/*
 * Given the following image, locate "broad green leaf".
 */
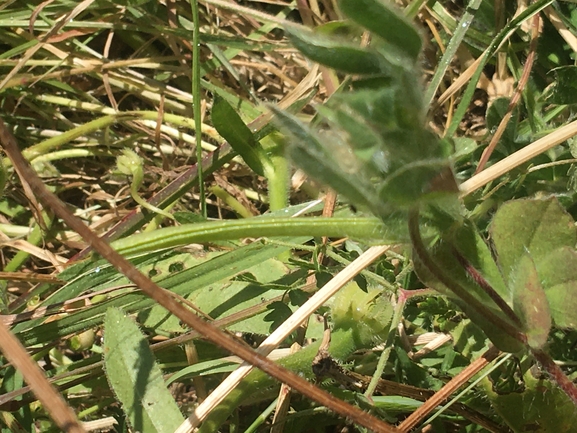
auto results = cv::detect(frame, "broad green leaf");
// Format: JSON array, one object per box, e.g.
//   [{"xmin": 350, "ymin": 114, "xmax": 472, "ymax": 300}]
[
  {"xmin": 482, "ymin": 366, "xmax": 577, "ymax": 433},
  {"xmin": 103, "ymin": 308, "xmax": 184, "ymax": 433},
  {"xmin": 546, "ymin": 66, "xmax": 577, "ymax": 105},
  {"xmin": 16, "ymin": 242, "xmax": 295, "ymax": 346},
  {"xmin": 378, "ymin": 161, "xmax": 459, "ymax": 207},
  {"xmin": 537, "ymin": 247, "xmax": 577, "ymax": 329},
  {"xmin": 510, "ymin": 253, "xmax": 551, "ymax": 349},
  {"xmin": 145, "ymin": 257, "xmax": 292, "ymax": 335},
  {"xmin": 490, "ymin": 198, "xmax": 577, "ymax": 283},
  {"xmin": 412, "ymin": 222, "xmax": 523, "ymax": 353},
  {"xmin": 330, "ymin": 282, "xmax": 393, "ymax": 347},
  {"xmin": 212, "ymin": 96, "xmax": 266, "ymax": 176},
  {"xmin": 338, "ymin": 0, "xmax": 422, "ymax": 62},
  {"xmin": 284, "ymin": 26, "xmax": 387, "ymax": 75}
]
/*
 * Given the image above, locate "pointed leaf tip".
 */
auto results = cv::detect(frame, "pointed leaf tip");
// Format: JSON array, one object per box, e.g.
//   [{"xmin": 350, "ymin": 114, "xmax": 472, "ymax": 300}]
[{"xmin": 212, "ymin": 96, "xmax": 266, "ymax": 176}]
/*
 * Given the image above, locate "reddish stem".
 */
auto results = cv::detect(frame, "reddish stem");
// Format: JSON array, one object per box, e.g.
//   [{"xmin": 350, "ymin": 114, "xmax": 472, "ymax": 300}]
[{"xmin": 532, "ymin": 349, "xmax": 577, "ymax": 407}]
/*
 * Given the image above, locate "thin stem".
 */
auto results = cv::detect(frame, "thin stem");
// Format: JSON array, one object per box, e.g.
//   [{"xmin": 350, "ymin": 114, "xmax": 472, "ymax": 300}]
[
  {"xmin": 191, "ymin": 0, "xmax": 206, "ymax": 217},
  {"xmin": 532, "ymin": 349, "xmax": 577, "ymax": 407},
  {"xmin": 0, "ymin": 117, "xmax": 399, "ymax": 433},
  {"xmin": 398, "ymin": 346, "xmax": 501, "ymax": 432},
  {"xmin": 364, "ymin": 294, "xmax": 405, "ymax": 398},
  {"xmin": 408, "ymin": 208, "xmax": 526, "ymax": 344},
  {"xmin": 475, "ymin": 13, "xmax": 540, "ymax": 173},
  {"xmin": 452, "ymin": 248, "xmax": 522, "ymax": 327}
]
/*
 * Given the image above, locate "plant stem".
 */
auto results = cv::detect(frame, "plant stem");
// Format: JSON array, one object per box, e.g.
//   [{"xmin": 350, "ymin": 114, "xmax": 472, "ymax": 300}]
[
  {"xmin": 364, "ymin": 294, "xmax": 405, "ymax": 398},
  {"xmin": 407, "ymin": 207, "xmax": 526, "ymax": 344},
  {"xmin": 191, "ymin": 0, "xmax": 206, "ymax": 217},
  {"xmin": 452, "ymin": 248, "xmax": 521, "ymax": 327},
  {"xmin": 0, "ymin": 117, "xmax": 400, "ymax": 433},
  {"xmin": 532, "ymin": 349, "xmax": 577, "ymax": 407}
]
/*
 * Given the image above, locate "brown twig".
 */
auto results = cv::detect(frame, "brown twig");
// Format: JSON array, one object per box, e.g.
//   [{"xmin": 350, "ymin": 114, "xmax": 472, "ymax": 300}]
[
  {"xmin": 0, "ymin": 318, "xmax": 86, "ymax": 432},
  {"xmin": 475, "ymin": 14, "xmax": 540, "ymax": 173},
  {"xmin": 312, "ymin": 350, "xmax": 508, "ymax": 433},
  {"xmin": 0, "ymin": 118, "xmax": 399, "ymax": 433},
  {"xmin": 398, "ymin": 345, "xmax": 501, "ymax": 432}
]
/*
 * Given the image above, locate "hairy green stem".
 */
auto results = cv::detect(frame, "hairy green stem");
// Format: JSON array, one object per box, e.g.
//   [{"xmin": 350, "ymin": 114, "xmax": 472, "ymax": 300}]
[
  {"xmin": 110, "ymin": 217, "xmax": 388, "ymax": 256},
  {"xmin": 407, "ymin": 208, "xmax": 526, "ymax": 343},
  {"xmin": 196, "ymin": 328, "xmax": 372, "ymax": 433}
]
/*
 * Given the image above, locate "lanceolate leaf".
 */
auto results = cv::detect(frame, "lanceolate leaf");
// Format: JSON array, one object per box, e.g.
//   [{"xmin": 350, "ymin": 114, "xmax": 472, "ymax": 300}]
[
  {"xmin": 212, "ymin": 96, "xmax": 266, "ymax": 176},
  {"xmin": 338, "ymin": 0, "xmax": 422, "ymax": 62},
  {"xmin": 284, "ymin": 26, "xmax": 387, "ymax": 75},
  {"xmin": 104, "ymin": 308, "xmax": 184, "ymax": 433},
  {"xmin": 271, "ymin": 106, "xmax": 388, "ymax": 217}
]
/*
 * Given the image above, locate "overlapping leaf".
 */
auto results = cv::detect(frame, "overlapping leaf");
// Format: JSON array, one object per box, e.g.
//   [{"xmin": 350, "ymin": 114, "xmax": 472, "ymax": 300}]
[
  {"xmin": 277, "ymin": 1, "xmax": 458, "ymax": 213},
  {"xmin": 491, "ymin": 198, "xmax": 577, "ymax": 331}
]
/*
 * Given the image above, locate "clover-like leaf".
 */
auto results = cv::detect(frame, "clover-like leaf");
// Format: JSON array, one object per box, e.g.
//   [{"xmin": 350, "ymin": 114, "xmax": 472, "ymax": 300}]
[
  {"xmin": 510, "ymin": 253, "xmax": 551, "ymax": 349},
  {"xmin": 537, "ymin": 247, "xmax": 577, "ymax": 329},
  {"xmin": 490, "ymin": 198, "xmax": 577, "ymax": 283}
]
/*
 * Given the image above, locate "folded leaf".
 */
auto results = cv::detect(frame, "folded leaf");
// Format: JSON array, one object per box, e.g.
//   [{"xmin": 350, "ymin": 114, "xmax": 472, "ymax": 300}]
[
  {"xmin": 285, "ymin": 26, "xmax": 388, "ymax": 75},
  {"xmin": 339, "ymin": 0, "xmax": 422, "ymax": 62},
  {"xmin": 212, "ymin": 95, "xmax": 266, "ymax": 176}
]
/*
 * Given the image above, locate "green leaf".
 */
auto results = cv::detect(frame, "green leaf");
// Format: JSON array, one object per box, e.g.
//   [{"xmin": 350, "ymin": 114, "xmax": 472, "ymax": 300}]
[
  {"xmin": 211, "ymin": 96, "xmax": 266, "ymax": 176},
  {"xmin": 284, "ymin": 26, "xmax": 387, "ymax": 75},
  {"xmin": 378, "ymin": 161, "xmax": 459, "ymax": 207},
  {"xmin": 271, "ymin": 106, "xmax": 387, "ymax": 216},
  {"xmin": 482, "ymin": 365, "xmax": 577, "ymax": 433},
  {"xmin": 338, "ymin": 0, "xmax": 422, "ymax": 62},
  {"xmin": 490, "ymin": 198, "xmax": 577, "ymax": 284},
  {"xmin": 329, "ymin": 282, "xmax": 393, "ymax": 347},
  {"xmin": 537, "ymin": 247, "xmax": 577, "ymax": 329},
  {"xmin": 103, "ymin": 308, "xmax": 184, "ymax": 433},
  {"xmin": 510, "ymin": 253, "xmax": 551, "ymax": 349},
  {"xmin": 546, "ymin": 66, "xmax": 577, "ymax": 105},
  {"xmin": 412, "ymin": 223, "xmax": 523, "ymax": 353}
]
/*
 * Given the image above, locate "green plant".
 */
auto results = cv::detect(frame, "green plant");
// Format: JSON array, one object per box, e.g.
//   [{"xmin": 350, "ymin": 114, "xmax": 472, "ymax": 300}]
[{"xmin": 2, "ymin": 0, "xmax": 577, "ymax": 432}]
